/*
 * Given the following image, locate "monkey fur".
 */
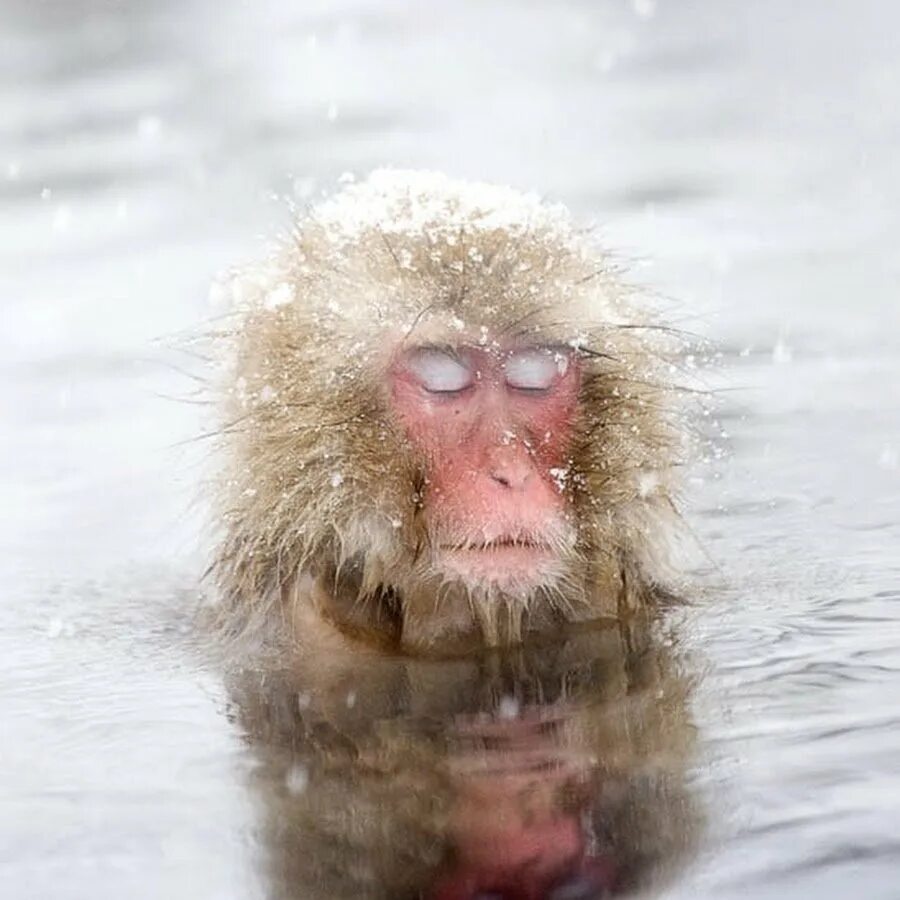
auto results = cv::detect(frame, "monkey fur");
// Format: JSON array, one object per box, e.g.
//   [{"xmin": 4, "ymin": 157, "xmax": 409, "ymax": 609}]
[{"xmin": 209, "ymin": 170, "xmax": 690, "ymax": 651}]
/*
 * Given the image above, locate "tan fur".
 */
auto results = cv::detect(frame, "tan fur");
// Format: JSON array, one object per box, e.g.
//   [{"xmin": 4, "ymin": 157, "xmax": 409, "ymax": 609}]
[{"xmin": 209, "ymin": 171, "xmax": 689, "ymax": 650}]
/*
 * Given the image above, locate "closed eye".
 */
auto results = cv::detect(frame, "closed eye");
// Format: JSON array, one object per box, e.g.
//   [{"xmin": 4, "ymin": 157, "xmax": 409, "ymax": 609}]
[
  {"xmin": 504, "ymin": 347, "xmax": 569, "ymax": 392},
  {"xmin": 405, "ymin": 347, "xmax": 474, "ymax": 394}
]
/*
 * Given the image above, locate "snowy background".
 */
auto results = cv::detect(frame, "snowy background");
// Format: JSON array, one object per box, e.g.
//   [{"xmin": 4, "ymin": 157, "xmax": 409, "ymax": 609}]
[{"xmin": 2, "ymin": 1, "xmax": 899, "ymax": 897}]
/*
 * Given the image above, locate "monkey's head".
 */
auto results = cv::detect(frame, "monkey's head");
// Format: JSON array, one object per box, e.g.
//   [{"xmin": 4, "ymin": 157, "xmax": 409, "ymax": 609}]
[{"xmin": 212, "ymin": 171, "xmax": 688, "ymax": 648}]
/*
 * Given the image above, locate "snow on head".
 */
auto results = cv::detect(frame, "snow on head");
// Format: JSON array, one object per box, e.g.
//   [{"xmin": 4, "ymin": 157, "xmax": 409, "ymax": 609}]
[
  {"xmin": 216, "ymin": 170, "xmax": 593, "ymax": 324},
  {"xmin": 312, "ymin": 169, "xmax": 576, "ymax": 245}
]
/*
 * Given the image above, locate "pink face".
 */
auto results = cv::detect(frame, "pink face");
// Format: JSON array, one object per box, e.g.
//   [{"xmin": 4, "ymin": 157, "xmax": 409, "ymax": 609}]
[{"xmin": 390, "ymin": 340, "xmax": 581, "ymax": 592}]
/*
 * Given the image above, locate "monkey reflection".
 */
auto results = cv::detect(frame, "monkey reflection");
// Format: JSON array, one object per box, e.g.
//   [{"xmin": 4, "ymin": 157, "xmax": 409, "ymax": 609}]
[{"xmin": 226, "ymin": 618, "xmax": 701, "ymax": 899}]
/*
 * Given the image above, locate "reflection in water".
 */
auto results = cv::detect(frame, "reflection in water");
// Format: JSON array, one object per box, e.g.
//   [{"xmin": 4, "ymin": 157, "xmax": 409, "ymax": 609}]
[{"xmin": 226, "ymin": 619, "xmax": 700, "ymax": 899}]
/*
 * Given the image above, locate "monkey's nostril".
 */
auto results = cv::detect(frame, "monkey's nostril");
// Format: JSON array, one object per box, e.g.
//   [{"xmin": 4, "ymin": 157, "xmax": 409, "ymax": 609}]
[{"xmin": 489, "ymin": 466, "xmax": 533, "ymax": 489}]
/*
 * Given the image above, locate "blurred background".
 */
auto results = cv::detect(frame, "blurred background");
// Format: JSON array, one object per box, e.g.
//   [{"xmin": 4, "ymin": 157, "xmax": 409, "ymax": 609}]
[{"xmin": 2, "ymin": 1, "xmax": 898, "ymax": 898}]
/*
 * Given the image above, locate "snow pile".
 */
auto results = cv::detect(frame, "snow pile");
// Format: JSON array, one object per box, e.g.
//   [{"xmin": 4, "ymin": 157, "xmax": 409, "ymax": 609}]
[{"xmin": 312, "ymin": 169, "xmax": 575, "ymax": 244}]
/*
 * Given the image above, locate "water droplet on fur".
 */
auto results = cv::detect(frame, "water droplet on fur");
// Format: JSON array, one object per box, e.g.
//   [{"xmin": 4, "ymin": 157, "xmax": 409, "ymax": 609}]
[
  {"xmin": 497, "ymin": 695, "xmax": 520, "ymax": 719},
  {"xmin": 285, "ymin": 764, "xmax": 308, "ymax": 795}
]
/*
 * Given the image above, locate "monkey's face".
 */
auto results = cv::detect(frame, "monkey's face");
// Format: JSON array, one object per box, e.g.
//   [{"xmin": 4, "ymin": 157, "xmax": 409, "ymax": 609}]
[{"xmin": 390, "ymin": 340, "xmax": 581, "ymax": 595}]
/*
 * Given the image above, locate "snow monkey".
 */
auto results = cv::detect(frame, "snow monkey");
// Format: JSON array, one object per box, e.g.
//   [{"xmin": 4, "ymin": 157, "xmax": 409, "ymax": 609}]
[{"xmin": 211, "ymin": 171, "xmax": 689, "ymax": 653}]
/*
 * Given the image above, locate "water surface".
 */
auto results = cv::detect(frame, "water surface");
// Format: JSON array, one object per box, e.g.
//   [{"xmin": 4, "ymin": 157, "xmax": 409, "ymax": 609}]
[{"xmin": 2, "ymin": 1, "xmax": 899, "ymax": 897}]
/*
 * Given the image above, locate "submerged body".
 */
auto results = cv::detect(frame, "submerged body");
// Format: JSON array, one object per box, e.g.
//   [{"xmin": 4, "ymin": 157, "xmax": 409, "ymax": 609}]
[
  {"xmin": 211, "ymin": 171, "xmax": 688, "ymax": 652},
  {"xmin": 229, "ymin": 617, "xmax": 699, "ymax": 899}
]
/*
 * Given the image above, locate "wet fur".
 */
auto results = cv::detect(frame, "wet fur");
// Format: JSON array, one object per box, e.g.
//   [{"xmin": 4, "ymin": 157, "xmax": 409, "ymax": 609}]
[{"xmin": 209, "ymin": 171, "xmax": 690, "ymax": 649}]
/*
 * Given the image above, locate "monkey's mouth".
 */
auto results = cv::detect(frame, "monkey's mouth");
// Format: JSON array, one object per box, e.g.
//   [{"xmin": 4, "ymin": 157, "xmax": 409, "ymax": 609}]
[
  {"xmin": 447, "ymin": 537, "xmax": 547, "ymax": 550},
  {"xmin": 440, "ymin": 537, "xmax": 551, "ymax": 557},
  {"xmin": 436, "ymin": 537, "xmax": 556, "ymax": 588}
]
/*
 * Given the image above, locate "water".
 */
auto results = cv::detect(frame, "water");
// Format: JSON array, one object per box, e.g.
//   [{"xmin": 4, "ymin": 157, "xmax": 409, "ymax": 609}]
[{"xmin": 2, "ymin": 1, "xmax": 899, "ymax": 897}]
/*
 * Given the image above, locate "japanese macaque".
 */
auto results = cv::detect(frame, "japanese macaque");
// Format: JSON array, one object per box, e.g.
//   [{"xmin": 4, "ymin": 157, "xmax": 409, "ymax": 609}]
[
  {"xmin": 211, "ymin": 170, "xmax": 689, "ymax": 652},
  {"xmin": 228, "ymin": 619, "xmax": 701, "ymax": 899}
]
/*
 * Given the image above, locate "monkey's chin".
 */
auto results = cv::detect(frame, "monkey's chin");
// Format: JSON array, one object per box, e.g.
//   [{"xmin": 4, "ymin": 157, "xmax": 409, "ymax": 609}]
[{"xmin": 436, "ymin": 545, "xmax": 557, "ymax": 594}]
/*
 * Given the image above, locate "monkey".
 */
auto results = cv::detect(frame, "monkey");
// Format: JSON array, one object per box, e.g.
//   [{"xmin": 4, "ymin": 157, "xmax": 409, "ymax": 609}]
[
  {"xmin": 226, "ymin": 616, "xmax": 701, "ymax": 900},
  {"xmin": 204, "ymin": 171, "xmax": 702, "ymax": 898},
  {"xmin": 209, "ymin": 170, "xmax": 690, "ymax": 653}
]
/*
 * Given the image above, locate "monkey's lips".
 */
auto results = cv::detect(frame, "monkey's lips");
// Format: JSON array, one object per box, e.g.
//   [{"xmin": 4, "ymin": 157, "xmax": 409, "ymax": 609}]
[{"xmin": 437, "ymin": 538, "xmax": 556, "ymax": 589}]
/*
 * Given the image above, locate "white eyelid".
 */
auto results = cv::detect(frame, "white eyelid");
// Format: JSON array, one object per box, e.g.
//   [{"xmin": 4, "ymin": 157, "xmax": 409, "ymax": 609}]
[
  {"xmin": 505, "ymin": 348, "xmax": 568, "ymax": 390},
  {"xmin": 406, "ymin": 348, "xmax": 473, "ymax": 393}
]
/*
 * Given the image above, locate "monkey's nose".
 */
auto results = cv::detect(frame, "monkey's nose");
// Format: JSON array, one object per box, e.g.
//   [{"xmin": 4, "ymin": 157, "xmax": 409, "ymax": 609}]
[
  {"xmin": 486, "ymin": 446, "xmax": 535, "ymax": 491},
  {"xmin": 489, "ymin": 466, "xmax": 531, "ymax": 490}
]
